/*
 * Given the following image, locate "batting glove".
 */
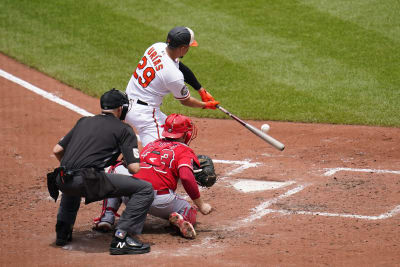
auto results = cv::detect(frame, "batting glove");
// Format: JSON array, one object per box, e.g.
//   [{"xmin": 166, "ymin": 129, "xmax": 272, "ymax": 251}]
[
  {"xmin": 198, "ymin": 88, "xmax": 215, "ymax": 102},
  {"xmin": 203, "ymin": 100, "xmax": 220, "ymax": 110}
]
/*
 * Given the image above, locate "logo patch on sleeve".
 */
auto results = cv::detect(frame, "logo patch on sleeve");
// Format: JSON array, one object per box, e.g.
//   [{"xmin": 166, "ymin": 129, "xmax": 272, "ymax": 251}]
[{"xmin": 180, "ymin": 85, "xmax": 189, "ymax": 96}]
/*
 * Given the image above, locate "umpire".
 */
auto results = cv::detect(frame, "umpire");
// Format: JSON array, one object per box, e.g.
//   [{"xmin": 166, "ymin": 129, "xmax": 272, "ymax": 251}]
[{"xmin": 48, "ymin": 88, "xmax": 154, "ymax": 255}]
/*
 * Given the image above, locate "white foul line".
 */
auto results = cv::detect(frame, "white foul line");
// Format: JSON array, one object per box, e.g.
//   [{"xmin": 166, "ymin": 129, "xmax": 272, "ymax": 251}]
[
  {"xmin": 0, "ymin": 69, "xmax": 93, "ymax": 116},
  {"xmin": 324, "ymin": 167, "xmax": 400, "ymax": 176}
]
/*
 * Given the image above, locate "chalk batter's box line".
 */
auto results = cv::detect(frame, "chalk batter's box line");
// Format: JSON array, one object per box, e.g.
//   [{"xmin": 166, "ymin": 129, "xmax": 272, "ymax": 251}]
[
  {"xmin": 213, "ymin": 159, "xmax": 261, "ymax": 178},
  {"xmin": 324, "ymin": 167, "xmax": 400, "ymax": 176},
  {"xmin": 245, "ymin": 167, "xmax": 400, "ymax": 223}
]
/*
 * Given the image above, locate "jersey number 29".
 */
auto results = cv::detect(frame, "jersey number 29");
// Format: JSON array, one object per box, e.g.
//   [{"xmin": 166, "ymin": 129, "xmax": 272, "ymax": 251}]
[{"xmin": 133, "ymin": 56, "xmax": 155, "ymax": 88}]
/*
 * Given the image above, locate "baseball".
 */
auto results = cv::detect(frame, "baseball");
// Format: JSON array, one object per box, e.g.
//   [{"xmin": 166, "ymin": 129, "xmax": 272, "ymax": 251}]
[{"xmin": 261, "ymin": 123, "xmax": 270, "ymax": 133}]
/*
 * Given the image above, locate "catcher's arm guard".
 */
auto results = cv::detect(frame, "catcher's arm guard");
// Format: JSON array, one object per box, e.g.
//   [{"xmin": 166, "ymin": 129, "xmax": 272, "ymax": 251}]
[{"xmin": 193, "ymin": 155, "xmax": 217, "ymax": 187}]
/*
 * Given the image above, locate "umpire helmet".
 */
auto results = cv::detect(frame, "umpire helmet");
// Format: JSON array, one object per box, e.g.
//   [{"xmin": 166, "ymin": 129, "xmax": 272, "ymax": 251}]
[
  {"xmin": 100, "ymin": 88, "xmax": 130, "ymax": 120},
  {"xmin": 162, "ymin": 113, "xmax": 197, "ymax": 145}
]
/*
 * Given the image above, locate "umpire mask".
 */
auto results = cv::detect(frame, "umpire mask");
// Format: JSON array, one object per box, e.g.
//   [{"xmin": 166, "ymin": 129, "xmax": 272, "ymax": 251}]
[
  {"xmin": 100, "ymin": 88, "xmax": 130, "ymax": 120},
  {"xmin": 120, "ymin": 102, "xmax": 129, "ymax": 120}
]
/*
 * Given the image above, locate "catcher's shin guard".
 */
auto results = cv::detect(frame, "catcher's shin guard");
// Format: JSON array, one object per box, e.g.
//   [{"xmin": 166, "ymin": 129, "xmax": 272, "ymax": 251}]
[
  {"xmin": 93, "ymin": 198, "xmax": 122, "ymax": 232},
  {"xmin": 183, "ymin": 207, "xmax": 197, "ymax": 226},
  {"xmin": 94, "ymin": 162, "xmax": 124, "ymax": 232}
]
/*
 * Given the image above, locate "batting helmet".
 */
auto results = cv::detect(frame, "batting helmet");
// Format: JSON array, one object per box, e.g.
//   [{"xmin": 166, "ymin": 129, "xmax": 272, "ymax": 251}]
[
  {"xmin": 166, "ymin": 26, "xmax": 198, "ymax": 48},
  {"xmin": 162, "ymin": 113, "xmax": 197, "ymax": 145}
]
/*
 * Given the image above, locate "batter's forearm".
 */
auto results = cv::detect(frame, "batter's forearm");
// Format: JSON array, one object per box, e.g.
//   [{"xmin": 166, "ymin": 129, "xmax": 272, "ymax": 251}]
[{"xmin": 180, "ymin": 97, "xmax": 206, "ymax": 108}]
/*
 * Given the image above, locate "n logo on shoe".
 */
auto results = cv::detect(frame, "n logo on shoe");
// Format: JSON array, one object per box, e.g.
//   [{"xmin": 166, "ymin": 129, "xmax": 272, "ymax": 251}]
[{"xmin": 116, "ymin": 242, "xmax": 126, "ymax": 248}]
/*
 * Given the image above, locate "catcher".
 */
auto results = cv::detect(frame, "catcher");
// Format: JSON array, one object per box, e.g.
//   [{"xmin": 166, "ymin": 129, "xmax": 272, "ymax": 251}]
[{"xmin": 94, "ymin": 113, "xmax": 217, "ymax": 239}]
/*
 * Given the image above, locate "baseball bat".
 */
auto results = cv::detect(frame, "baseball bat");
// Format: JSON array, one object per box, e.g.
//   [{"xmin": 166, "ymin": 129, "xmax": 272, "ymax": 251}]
[{"xmin": 216, "ymin": 105, "xmax": 285, "ymax": 151}]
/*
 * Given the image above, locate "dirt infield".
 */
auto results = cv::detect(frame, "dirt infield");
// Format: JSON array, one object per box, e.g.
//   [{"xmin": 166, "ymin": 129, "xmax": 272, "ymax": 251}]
[{"xmin": 1, "ymin": 53, "xmax": 399, "ymax": 266}]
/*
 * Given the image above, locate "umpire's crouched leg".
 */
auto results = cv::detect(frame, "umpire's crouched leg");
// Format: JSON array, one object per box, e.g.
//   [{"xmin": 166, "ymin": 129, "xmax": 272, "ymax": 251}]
[{"xmin": 105, "ymin": 173, "xmax": 154, "ymax": 255}]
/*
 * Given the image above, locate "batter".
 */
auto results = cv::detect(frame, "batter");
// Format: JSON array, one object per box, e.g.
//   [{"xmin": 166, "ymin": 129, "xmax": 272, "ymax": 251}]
[{"xmin": 125, "ymin": 26, "xmax": 219, "ymax": 146}]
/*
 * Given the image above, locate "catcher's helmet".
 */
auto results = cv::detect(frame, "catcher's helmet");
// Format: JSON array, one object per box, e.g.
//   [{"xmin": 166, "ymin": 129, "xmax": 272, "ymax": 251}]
[{"xmin": 162, "ymin": 113, "xmax": 197, "ymax": 145}]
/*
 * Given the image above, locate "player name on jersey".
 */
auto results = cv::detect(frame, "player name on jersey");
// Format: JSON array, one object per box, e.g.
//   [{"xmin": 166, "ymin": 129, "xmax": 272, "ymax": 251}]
[{"xmin": 147, "ymin": 46, "xmax": 163, "ymax": 71}]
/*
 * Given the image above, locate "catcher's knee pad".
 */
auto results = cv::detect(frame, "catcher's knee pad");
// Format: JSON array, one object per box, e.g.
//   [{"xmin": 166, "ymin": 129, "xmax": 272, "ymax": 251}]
[
  {"xmin": 183, "ymin": 207, "xmax": 197, "ymax": 226},
  {"xmin": 105, "ymin": 197, "xmax": 122, "ymax": 210}
]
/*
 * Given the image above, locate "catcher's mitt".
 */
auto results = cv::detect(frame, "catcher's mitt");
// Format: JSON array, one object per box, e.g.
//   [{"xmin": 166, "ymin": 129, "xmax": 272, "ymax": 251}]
[{"xmin": 193, "ymin": 155, "xmax": 217, "ymax": 187}]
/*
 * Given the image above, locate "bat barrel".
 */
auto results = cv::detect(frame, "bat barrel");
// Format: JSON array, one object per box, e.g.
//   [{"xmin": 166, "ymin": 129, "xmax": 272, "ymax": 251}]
[
  {"xmin": 245, "ymin": 124, "xmax": 285, "ymax": 151},
  {"xmin": 217, "ymin": 105, "xmax": 285, "ymax": 151}
]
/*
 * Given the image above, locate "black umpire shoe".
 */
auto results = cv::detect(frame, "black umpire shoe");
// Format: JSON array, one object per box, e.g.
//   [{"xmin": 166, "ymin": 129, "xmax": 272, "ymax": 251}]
[
  {"xmin": 55, "ymin": 221, "xmax": 73, "ymax": 246},
  {"xmin": 109, "ymin": 230, "xmax": 150, "ymax": 255}
]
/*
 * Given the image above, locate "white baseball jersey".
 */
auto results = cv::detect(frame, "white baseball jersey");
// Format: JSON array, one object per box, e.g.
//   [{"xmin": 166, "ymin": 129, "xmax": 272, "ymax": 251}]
[{"xmin": 126, "ymin": 42, "xmax": 190, "ymax": 107}]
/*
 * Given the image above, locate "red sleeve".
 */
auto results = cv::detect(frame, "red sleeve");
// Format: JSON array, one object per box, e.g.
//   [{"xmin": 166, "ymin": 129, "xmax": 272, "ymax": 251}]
[
  {"xmin": 179, "ymin": 166, "xmax": 200, "ymax": 200},
  {"xmin": 176, "ymin": 145, "xmax": 199, "ymax": 170}
]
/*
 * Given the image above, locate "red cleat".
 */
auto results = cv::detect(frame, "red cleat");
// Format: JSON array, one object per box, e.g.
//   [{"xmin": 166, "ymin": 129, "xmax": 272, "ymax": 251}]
[{"xmin": 169, "ymin": 212, "xmax": 196, "ymax": 239}]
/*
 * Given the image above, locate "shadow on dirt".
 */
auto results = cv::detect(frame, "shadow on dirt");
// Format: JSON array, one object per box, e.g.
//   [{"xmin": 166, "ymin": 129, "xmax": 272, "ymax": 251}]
[
  {"xmin": 49, "ymin": 230, "xmax": 110, "ymax": 253},
  {"xmin": 50, "ymin": 216, "xmax": 183, "ymax": 253}
]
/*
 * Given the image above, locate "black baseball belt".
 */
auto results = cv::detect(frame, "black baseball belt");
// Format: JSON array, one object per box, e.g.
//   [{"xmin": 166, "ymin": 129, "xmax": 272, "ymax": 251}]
[{"xmin": 137, "ymin": 99, "xmax": 148, "ymax": 106}]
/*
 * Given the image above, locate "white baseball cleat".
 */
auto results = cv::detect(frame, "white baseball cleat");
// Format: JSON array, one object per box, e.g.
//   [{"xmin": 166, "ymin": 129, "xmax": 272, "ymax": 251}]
[{"xmin": 169, "ymin": 212, "xmax": 196, "ymax": 239}]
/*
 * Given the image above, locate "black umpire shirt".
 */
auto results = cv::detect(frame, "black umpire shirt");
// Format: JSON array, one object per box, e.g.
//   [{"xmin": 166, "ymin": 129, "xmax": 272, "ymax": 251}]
[{"xmin": 58, "ymin": 113, "xmax": 139, "ymax": 170}]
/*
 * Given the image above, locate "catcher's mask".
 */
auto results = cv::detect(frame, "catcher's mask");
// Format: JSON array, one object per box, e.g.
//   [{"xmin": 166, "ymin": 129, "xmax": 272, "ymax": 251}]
[
  {"xmin": 100, "ymin": 88, "xmax": 130, "ymax": 120},
  {"xmin": 162, "ymin": 113, "xmax": 197, "ymax": 145}
]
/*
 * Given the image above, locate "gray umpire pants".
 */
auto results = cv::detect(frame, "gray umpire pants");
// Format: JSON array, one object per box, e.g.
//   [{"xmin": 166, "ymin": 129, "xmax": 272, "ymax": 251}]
[{"xmin": 56, "ymin": 172, "xmax": 154, "ymax": 235}]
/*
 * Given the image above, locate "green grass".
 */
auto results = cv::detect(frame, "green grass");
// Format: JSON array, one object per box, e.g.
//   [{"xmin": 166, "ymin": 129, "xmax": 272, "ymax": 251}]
[{"xmin": 1, "ymin": 0, "xmax": 399, "ymax": 126}]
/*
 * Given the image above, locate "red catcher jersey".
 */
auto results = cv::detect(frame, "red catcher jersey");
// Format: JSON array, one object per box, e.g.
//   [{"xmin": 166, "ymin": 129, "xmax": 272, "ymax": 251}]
[{"xmin": 134, "ymin": 139, "xmax": 200, "ymax": 191}]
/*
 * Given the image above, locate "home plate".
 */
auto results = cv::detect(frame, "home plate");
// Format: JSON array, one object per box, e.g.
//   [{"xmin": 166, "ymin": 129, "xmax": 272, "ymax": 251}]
[{"xmin": 232, "ymin": 180, "xmax": 295, "ymax": 193}]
